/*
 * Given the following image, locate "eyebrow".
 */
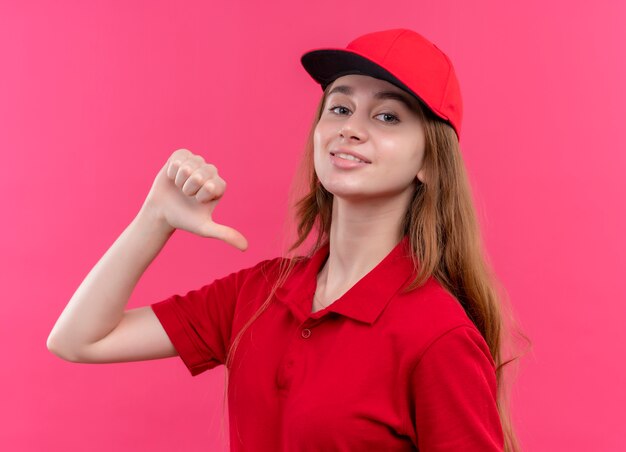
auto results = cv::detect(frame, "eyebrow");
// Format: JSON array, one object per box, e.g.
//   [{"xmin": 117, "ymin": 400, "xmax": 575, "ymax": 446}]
[{"xmin": 327, "ymin": 85, "xmax": 417, "ymax": 111}]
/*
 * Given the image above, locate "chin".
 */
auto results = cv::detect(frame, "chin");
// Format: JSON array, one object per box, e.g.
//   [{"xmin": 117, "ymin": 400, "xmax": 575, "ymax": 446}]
[
  {"xmin": 322, "ymin": 185, "xmax": 375, "ymax": 203},
  {"xmin": 326, "ymin": 182, "xmax": 412, "ymax": 203}
]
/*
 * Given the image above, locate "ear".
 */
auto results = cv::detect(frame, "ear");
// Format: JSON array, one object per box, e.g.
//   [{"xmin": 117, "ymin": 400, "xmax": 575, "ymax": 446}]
[{"xmin": 417, "ymin": 168, "xmax": 426, "ymax": 184}]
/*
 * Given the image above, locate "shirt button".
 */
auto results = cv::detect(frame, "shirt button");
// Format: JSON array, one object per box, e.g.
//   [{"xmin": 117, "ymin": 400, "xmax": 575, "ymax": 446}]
[{"xmin": 301, "ymin": 328, "xmax": 312, "ymax": 339}]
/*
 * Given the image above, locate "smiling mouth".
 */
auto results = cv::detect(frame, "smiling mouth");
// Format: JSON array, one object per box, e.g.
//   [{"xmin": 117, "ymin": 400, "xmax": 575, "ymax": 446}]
[{"xmin": 330, "ymin": 152, "xmax": 371, "ymax": 164}]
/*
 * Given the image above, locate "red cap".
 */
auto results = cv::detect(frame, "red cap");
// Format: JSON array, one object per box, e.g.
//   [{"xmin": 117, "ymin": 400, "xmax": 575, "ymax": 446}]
[{"xmin": 301, "ymin": 28, "xmax": 463, "ymax": 140}]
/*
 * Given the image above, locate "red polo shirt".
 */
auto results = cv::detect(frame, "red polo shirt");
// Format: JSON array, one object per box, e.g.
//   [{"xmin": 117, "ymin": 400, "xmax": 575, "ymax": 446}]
[{"xmin": 150, "ymin": 235, "xmax": 504, "ymax": 451}]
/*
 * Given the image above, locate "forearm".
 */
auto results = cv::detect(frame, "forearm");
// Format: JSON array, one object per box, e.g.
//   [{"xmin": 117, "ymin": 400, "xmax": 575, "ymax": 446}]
[{"xmin": 47, "ymin": 207, "xmax": 175, "ymax": 358}]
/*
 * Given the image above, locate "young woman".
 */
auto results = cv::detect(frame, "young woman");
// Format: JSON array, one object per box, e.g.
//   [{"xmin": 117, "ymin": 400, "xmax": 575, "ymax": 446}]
[{"xmin": 48, "ymin": 28, "xmax": 526, "ymax": 451}]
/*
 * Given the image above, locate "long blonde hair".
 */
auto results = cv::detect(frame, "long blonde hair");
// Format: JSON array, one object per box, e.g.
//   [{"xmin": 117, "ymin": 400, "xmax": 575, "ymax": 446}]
[{"xmin": 219, "ymin": 83, "xmax": 531, "ymax": 451}]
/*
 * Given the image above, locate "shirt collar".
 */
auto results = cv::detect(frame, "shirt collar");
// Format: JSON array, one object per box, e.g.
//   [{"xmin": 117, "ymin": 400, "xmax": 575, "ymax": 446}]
[{"xmin": 274, "ymin": 235, "xmax": 415, "ymax": 325}]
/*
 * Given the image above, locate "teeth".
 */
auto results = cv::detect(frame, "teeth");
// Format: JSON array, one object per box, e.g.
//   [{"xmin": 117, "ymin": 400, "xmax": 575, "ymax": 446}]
[{"xmin": 335, "ymin": 152, "xmax": 365, "ymax": 163}]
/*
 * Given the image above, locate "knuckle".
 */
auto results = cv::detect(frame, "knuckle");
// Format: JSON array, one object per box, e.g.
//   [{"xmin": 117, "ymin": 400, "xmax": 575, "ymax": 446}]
[
  {"xmin": 179, "ymin": 162, "xmax": 194, "ymax": 174},
  {"xmin": 171, "ymin": 148, "xmax": 191, "ymax": 159},
  {"xmin": 210, "ymin": 184, "xmax": 224, "ymax": 199},
  {"xmin": 180, "ymin": 156, "xmax": 204, "ymax": 174},
  {"xmin": 191, "ymin": 173, "xmax": 204, "ymax": 184},
  {"xmin": 189, "ymin": 154, "xmax": 203, "ymax": 165},
  {"xmin": 203, "ymin": 180, "xmax": 215, "ymax": 192},
  {"xmin": 196, "ymin": 191, "xmax": 211, "ymax": 203}
]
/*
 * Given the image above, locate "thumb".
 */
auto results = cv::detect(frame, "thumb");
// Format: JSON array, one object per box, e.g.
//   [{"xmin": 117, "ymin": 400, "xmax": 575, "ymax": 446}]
[{"xmin": 200, "ymin": 220, "xmax": 249, "ymax": 251}]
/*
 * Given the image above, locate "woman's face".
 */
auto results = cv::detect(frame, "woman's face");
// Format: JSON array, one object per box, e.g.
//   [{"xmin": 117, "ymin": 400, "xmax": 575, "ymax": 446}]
[{"xmin": 313, "ymin": 74, "xmax": 426, "ymax": 203}]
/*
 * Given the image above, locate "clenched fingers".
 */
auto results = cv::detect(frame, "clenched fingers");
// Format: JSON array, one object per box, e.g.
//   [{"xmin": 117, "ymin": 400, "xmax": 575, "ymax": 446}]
[{"xmin": 194, "ymin": 177, "xmax": 226, "ymax": 203}]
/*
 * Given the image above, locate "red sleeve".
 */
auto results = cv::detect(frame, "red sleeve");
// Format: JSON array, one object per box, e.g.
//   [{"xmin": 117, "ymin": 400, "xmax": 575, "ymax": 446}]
[
  {"xmin": 409, "ymin": 325, "xmax": 504, "ymax": 451},
  {"xmin": 150, "ymin": 260, "xmax": 265, "ymax": 377}
]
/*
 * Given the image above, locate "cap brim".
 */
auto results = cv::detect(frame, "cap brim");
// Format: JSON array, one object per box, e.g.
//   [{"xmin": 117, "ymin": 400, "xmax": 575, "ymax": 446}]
[{"xmin": 301, "ymin": 48, "xmax": 422, "ymax": 104}]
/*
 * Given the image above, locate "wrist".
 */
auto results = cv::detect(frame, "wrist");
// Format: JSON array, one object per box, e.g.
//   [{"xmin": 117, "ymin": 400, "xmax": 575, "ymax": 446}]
[{"xmin": 136, "ymin": 204, "xmax": 175, "ymax": 237}]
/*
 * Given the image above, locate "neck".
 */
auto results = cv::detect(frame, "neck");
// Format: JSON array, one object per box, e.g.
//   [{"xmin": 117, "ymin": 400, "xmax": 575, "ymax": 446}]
[{"xmin": 316, "ymin": 187, "xmax": 413, "ymax": 301}]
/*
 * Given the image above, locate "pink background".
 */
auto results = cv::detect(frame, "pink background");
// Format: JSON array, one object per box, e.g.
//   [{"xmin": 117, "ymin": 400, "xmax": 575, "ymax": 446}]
[{"xmin": 1, "ymin": 1, "xmax": 625, "ymax": 450}]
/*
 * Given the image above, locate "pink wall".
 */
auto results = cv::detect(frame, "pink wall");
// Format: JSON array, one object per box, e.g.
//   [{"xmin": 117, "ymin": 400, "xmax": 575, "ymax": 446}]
[{"xmin": 2, "ymin": 1, "xmax": 625, "ymax": 450}]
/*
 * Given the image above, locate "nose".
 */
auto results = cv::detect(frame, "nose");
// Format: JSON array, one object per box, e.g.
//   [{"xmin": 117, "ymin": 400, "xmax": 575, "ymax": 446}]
[{"xmin": 338, "ymin": 111, "xmax": 368, "ymax": 141}]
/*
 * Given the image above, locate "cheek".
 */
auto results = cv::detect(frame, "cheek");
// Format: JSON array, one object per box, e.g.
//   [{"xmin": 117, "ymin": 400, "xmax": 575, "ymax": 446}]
[
  {"xmin": 412, "ymin": 137, "xmax": 427, "ymax": 168},
  {"xmin": 313, "ymin": 127, "xmax": 326, "ymax": 170},
  {"xmin": 314, "ymin": 119, "xmax": 333, "ymax": 144},
  {"xmin": 313, "ymin": 128, "xmax": 323, "ymax": 162},
  {"xmin": 379, "ymin": 135, "xmax": 425, "ymax": 171},
  {"xmin": 313, "ymin": 126, "xmax": 322, "ymax": 150},
  {"xmin": 313, "ymin": 120, "xmax": 337, "ymax": 162}
]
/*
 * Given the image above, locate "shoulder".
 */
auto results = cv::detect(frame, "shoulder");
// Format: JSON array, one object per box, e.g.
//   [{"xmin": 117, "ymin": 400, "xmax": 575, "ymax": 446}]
[
  {"xmin": 233, "ymin": 254, "xmax": 308, "ymax": 290},
  {"xmin": 382, "ymin": 274, "xmax": 482, "ymax": 358},
  {"xmin": 415, "ymin": 324, "xmax": 495, "ymax": 371},
  {"xmin": 231, "ymin": 256, "xmax": 284, "ymax": 286},
  {"xmin": 389, "ymin": 277, "xmax": 496, "ymax": 377}
]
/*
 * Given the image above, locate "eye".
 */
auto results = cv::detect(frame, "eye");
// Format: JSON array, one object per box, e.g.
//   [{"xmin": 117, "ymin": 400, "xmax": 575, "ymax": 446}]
[
  {"xmin": 328, "ymin": 105, "xmax": 350, "ymax": 115},
  {"xmin": 375, "ymin": 112, "xmax": 400, "ymax": 124},
  {"xmin": 327, "ymin": 105, "xmax": 400, "ymax": 124}
]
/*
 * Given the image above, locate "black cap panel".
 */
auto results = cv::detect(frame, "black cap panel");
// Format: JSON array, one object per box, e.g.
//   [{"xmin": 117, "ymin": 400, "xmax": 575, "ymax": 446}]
[{"xmin": 301, "ymin": 49, "xmax": 428, "ymax": 111}]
